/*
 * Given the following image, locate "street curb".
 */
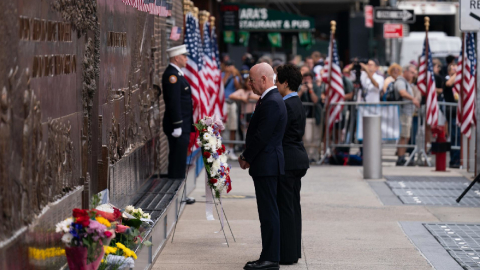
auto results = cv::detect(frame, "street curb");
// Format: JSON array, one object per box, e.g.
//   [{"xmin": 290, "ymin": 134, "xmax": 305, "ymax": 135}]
[
  {"xmin": 399, "ymin": 221, "xmax": 463, "ymax": 270},
  {"xmin": 368, "ymin": 180, "xmax": 403, "ymax": 205}
]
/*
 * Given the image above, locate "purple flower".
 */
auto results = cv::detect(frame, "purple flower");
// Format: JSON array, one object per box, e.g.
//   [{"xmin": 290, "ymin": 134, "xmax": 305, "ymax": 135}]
[
  {"xmin": 205, "ymin": 118, "xmax": 213, "ymax": 126},
  {"xmin": 86, "ymin": 220, "xmax": 106, "ymax": 234}
]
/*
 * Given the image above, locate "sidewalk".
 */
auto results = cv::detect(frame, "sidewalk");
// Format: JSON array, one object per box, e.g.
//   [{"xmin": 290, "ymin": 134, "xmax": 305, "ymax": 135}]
[{"xmin": 153, "ymin": 166, "xmax": 480, "ymax": 270}]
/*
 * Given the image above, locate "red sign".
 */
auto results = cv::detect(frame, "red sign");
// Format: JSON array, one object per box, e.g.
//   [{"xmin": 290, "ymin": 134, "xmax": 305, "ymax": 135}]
[
  {"xmin": 383, "ymin": 23, "xmax": 403, "ymax": 39},
  {"xmin": 365, "ymin": 5, "xmax": 373, "ymax": 28}
]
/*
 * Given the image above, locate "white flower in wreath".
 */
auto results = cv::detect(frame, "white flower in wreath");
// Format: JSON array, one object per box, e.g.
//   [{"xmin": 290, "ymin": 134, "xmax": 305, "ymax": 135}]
[
  {"xmin": 211, "ymin": 161, "xmax": 221, "ymax": 176},
  {"xmin": 208, "ymin": 137, "xmax": 217, "ymax": 148},
  {"xmin": 220, "ymin": 154, "xmax": 227, "ymax": 164},
  {"xmin": 207, "ymin": 156, "xmax": 215, "ymax": 163},
  {"xmin": 61, "ymin": 233, "xmax": 74, "ymax": 245},
  {"xmin": 207, "ymin": 126, "xmax": 213, "ymax": 133},
  {"xmin": 56, "ymin": 217, "xmax": 74, "ymax": 233},
  {"xmin": 125, "ymin": 205, "xmax": 135, "ymax": 213},
  {"xmin": 203, "ymin": 133, "xmax": 211, "ymax": 141},
  {"xmin": 203, "ymin": 143, "xmax": 211, "ymax": 150}
]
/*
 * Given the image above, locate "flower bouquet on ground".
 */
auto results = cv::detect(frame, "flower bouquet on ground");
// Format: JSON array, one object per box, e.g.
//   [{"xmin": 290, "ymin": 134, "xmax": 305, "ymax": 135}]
[
  {"xmin": 56, "ymin": 209, "xmax": 115, "ymax": 270},
  {"xmin": 97, "ymin": 204, "xmax": 152, "ymax": 270},
  {"xmin": 98, "ymin": 243, "xmax": 137, "ymax": 270},
  {"xmin": 194, "ymin": 115, "xmax": 233, "ymax": 198}
]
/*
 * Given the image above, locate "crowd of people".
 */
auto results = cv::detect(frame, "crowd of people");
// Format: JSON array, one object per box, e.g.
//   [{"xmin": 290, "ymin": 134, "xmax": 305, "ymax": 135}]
[{"xmin": 221, "ymin": 51, "xmax": 461, "ymax": 168}]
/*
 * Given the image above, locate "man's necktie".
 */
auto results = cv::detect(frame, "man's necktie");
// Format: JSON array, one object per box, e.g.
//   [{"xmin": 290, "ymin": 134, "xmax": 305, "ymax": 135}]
[{"xmin": 255, "ymin": 97, "xmax": 262, "ymax": 108}]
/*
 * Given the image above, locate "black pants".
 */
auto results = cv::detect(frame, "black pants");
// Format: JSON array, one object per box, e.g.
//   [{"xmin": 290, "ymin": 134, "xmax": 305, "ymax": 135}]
[
  {"xmin": 277, "ymin": 169, "xmax": 306, "ymax": 262},
  {"xmin": 253, "ymin": 176, "xmax": 280, "ymax": 262},
  {"xmin": 166, "ymin": 132, "xmax": 189, "ymax": 179}
]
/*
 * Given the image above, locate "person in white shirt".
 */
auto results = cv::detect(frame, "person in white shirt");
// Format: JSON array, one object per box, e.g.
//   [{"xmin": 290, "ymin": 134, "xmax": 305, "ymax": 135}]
[{"xmin": 359, "ymin": 59, "xmax": 384, "ymax": 102}]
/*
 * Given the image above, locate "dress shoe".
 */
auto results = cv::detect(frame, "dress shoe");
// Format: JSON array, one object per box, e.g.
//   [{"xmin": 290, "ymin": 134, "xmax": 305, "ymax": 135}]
[
  {"xmin": 244, "ymin": 260, "xmax": 279, "ymax": 270},
  {"xmin": 243, "ymin": 260, "xmax": 258, "ymax": 269},
  {"xmin": 185, "ymin": 197, "xmax": 196, "ymax": 204}
]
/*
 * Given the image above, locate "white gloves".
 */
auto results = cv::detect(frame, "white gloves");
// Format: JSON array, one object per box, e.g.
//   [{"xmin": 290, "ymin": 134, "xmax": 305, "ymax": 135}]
[{"xmin": 172, "ymin": 127, "xmax": 182, "ymax": 138}]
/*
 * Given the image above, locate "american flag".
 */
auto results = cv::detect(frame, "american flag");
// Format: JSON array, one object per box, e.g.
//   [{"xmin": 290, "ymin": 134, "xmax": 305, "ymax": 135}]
[
  {"xmin": 169, "ymin": 26, "xmax": 181, "ymax": 41},
  {"xmin": 417, "ymin": 37, "xmax": 439, "ymax": 127},
  {"xmin": 210, "ymin": 25, "xmax": 225, "ymax": 120},
  {"xmin": 183, "ymin": 13, "xmax": 205, "ymax": 122},
  {"xmin": 121, "ymin": 0, "xmax": 167, "ymax": 17},
  {"xmin": 322, "ymin": 39, "xmax": 344, "ymax": 130},
  {"xmin": 166, "ymin": 0, "xmax": 172, "ymax": 17},
  {"xmin": 454, "ymin": 33, "xmax": 477, "ymax": 138},
  {"xmin": 201, "ymin": 21, "xmax": 218, "ymax": 116}
]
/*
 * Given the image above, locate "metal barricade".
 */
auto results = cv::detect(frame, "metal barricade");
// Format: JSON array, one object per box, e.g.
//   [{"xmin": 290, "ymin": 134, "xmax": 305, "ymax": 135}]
[
  {"xmin": 322, "ymin": 100, "xmax": 460, "ymax": 166},
  {"xmin": 438, "ymin": 101, "xmax": 461, "ymax": 150},
  {"xmin": 221, "ymin": 98, "xmax": 460, "ymax": 167},
  {"xmin": 326, "ymin": 101, "xmax": 416, "ymax": 148}
]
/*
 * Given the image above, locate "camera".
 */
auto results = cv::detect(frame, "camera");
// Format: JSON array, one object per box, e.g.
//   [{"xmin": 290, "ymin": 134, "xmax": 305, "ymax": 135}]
[{"xmin": 351, "ymin": 58, "xmax": 368, "ymax": 84}]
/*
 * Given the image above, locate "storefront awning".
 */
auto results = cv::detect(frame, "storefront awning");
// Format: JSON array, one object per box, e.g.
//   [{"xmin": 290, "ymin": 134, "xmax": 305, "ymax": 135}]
[{"xmin": 221, "ymin": 4, "xmax": 315, "ymax": 32}]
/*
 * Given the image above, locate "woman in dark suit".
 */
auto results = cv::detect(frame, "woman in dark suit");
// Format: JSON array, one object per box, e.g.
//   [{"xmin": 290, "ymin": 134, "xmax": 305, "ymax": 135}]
[{"xmin": 275, "ymin": 64, "xmax": 310, "ymax": 264}]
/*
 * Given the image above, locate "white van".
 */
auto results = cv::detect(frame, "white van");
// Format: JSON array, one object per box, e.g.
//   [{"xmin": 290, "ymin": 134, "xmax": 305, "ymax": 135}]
[{"xmin": 399, "ymin": 32, "xmax": 461, "ymax": 67}]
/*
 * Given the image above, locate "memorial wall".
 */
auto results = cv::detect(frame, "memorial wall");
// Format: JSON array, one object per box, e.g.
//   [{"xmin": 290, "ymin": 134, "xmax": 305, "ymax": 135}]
[{"xmin": 0, "ymin": 0, "xmax": 183, "ymax": 268}]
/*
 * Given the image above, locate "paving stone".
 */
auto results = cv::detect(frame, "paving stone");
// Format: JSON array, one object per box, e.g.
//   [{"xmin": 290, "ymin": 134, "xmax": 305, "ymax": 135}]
[
  {"xmin": 425, "ymin": 223, "xmax": 480, "ymax": 269},
  {"xmin": 382, "ymin": 176, "xmax": 480, "ymax": 207}
]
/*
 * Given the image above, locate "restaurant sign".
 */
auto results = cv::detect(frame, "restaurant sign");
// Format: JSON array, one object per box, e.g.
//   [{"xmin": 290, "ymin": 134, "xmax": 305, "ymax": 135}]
[{"xmin": 221, "ymin": 4, "xmax": 315, "ymax": 32}]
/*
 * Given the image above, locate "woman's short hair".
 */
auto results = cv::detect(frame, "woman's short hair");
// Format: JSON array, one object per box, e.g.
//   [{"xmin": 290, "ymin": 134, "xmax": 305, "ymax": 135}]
[{"xmin": 276, "ymin": 64, "xmax": 302, "ymax": 92}]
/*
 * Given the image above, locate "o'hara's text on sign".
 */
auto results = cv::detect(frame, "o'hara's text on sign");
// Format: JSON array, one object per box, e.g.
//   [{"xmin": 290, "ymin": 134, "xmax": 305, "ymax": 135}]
[{"xmin": 238, "ymin": 7, "xmax": 311, "ymax": 30}]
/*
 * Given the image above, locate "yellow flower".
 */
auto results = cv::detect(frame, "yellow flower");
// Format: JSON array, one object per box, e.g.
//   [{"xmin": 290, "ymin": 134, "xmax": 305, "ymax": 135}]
[
  {"xmin": 113, "ymin": 243, "xmax": 137, "ymax": 259},
  {"xmin": 103, "ymin": 245, "xmax": 117, "ymax": 255},
  {"xmin": 115, "ymin": 242, "xmax": 126, "ymax": 250},
  {"xmin": 122, "ymin": 247, "xmax": 137, "ymax": 259},
  {"xmin": 28, "ymin": 247, "xmax": 65, "ymax": 260},
  {"xmin": 96, "ymin": 216, "xmax": 111, "ymax": 228}
]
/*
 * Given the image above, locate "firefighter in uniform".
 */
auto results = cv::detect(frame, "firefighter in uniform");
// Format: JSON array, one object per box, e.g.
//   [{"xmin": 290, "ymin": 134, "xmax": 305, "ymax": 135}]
[{"xmin": 162, "ymin": 45, "xmax": 193, "ymax": 180}]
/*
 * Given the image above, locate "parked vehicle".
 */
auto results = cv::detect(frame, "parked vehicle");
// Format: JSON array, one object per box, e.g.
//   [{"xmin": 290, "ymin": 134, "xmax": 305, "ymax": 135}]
[{"xmin": 399, "ymin": 32, "xmax": 461, "ymax": 67}]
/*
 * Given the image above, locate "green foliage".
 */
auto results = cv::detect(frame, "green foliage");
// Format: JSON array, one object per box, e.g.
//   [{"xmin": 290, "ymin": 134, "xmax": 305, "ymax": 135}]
[
  {"xmin": 123, "ymin": 218, "xmax": 142, "ymax": 229},
  {"xmin": 90, "ymin": 193, "xmax": 101, "ymax": 209},
  {"xmin": 143, "ymin": 240, "xmax": 152, "ymax": 247}
]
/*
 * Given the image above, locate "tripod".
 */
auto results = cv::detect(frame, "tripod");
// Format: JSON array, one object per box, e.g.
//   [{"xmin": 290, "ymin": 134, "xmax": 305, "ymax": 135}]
[
  {"xmin": 404, "ymin": 106, "xmax": 431, "ymax": 167},
  {"xmin": 456, "ymin": 173, "xmax": 480, "ymax": 203},
  {"xmin": 318, "ymin": 78, "xmax": 363, "ymax": 165}
]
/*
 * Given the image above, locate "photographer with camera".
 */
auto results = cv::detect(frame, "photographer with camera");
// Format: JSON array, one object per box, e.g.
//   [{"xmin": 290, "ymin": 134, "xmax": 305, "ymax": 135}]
[
  {"xmin": 298, "ymin": 71, "xmax": 321, "ymax": 161},
  {"xmin": 344, "ymin": 59, "xmax": 384, "ymax": 102}
]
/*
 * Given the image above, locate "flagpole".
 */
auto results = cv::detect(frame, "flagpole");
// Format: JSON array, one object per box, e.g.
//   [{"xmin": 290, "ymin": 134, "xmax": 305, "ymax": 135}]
[
  {"xmin": 183, "ymin": 0, "xmax": 190, "ymax": 33},
  {"xmin": 424, "ymin": 17, "xmax": 430, "ymax": 165},
  {"xmin": 460, "ymin": 33, "xmax": 465, "ymax": 168},
  {"xmin": 323, "ymin": 21, "xmax": 335, "ymax": 158}
]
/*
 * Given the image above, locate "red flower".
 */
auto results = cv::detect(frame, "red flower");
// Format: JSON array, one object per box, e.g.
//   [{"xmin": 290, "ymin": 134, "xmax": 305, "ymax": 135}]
[
  {"xmin": 104, "ymin": 231, "xmax": 113, "ymax": 238},
  {"xmin": 217, "ymin": 149, "xmax": 223, "ymax": 155},
  {"xmin": 202, "ymin": 129, "xmax": 207, "ymax": 132},
  {"xmin": 72, "ymin": 208, "xmax": 89, "ymax": 218},
  {"xmin": 113, "ymin": 208, "xmax": 122, "ymax": 221},
  {"xmin": 75, "ymin": 216, "xmax": 90, "ymax": 227},
  {"xmin": 209, "ymin": 179, "xmax": 218, "ymax": 184},
  {"xmin": 203, "ymin": 151, "xmax": 211, "ymax": 158},
  {"xmin": 221, "ymin": 145, "xmax": 226, "ymax": 152},
  {"xmin": 116, "ymin": 225, "xmax": 130, "ymax": 234},
  {"xmin": 226, "ymin": 179, "xmax": 232, "ymax": 193}
]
